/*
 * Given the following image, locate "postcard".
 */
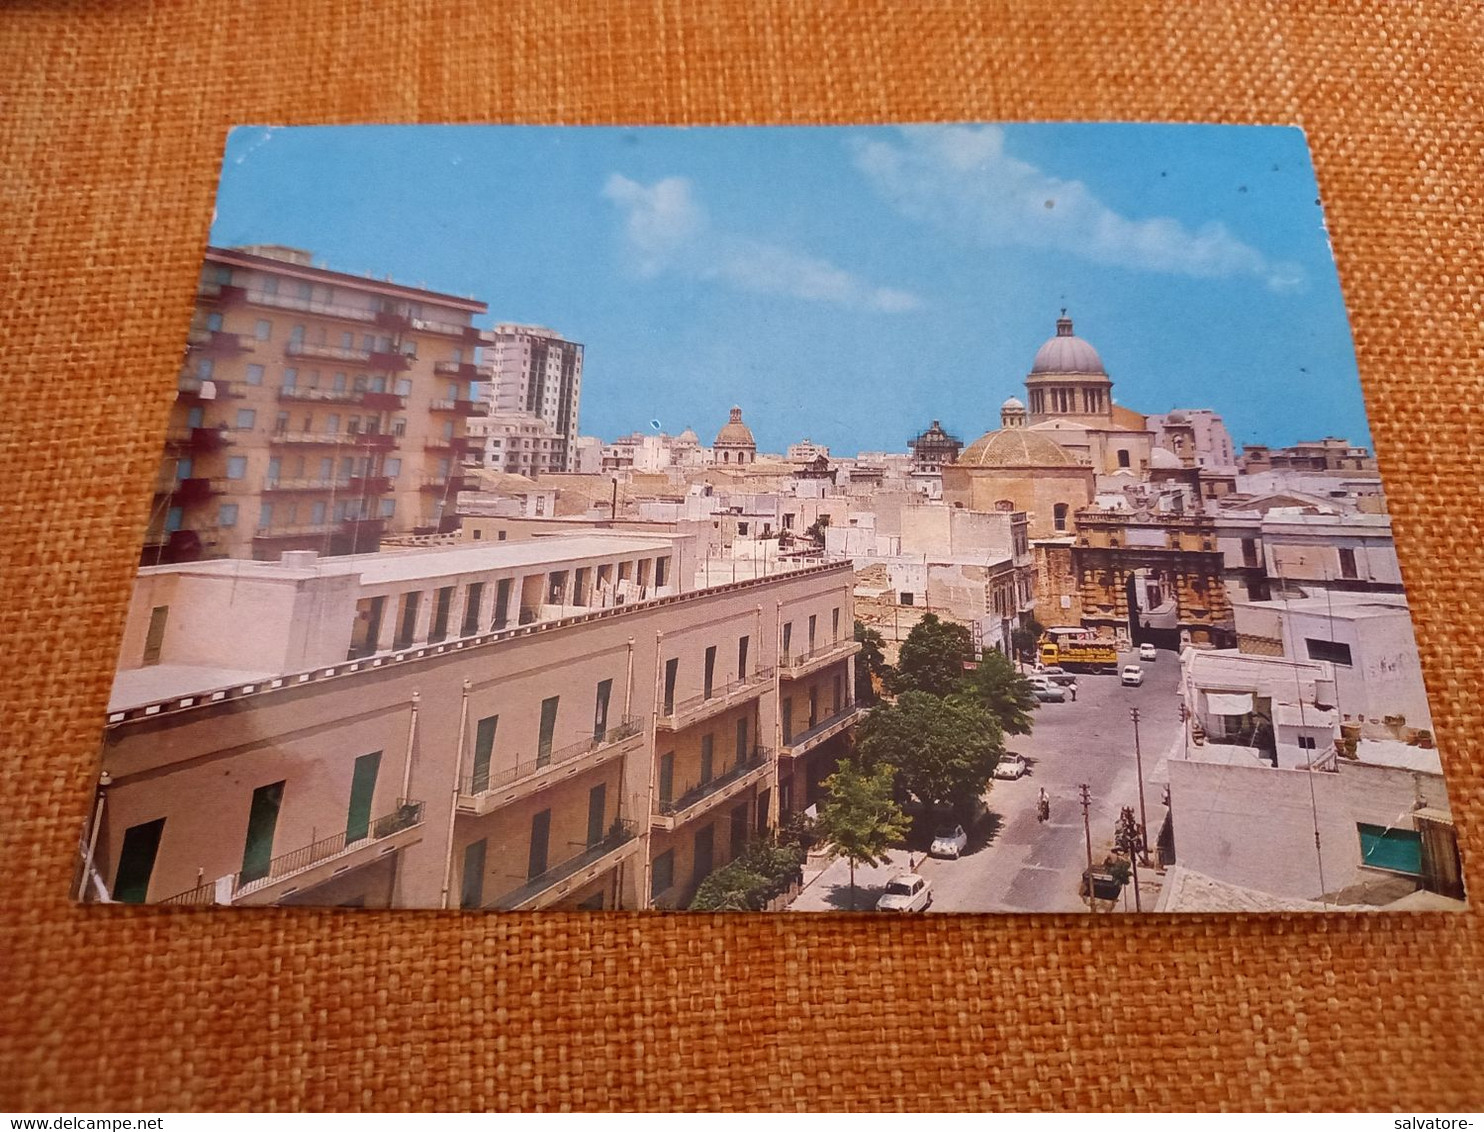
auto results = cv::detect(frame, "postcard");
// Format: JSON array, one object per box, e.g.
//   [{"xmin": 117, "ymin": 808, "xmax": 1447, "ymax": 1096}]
[{"xmin": 78, "ymin": 123, "xmax": 1466, "ymax": 913}]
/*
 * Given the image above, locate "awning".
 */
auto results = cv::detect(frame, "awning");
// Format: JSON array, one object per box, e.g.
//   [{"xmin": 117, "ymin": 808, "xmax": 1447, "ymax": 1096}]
[{"xmin": 1204, "ymin": 691, "xmax": 1255, "ymax": 716}]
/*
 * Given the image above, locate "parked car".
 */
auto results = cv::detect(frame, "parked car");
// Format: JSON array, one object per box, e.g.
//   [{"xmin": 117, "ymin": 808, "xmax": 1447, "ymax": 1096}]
[
  {"xmin": 876, "ymin": 873, "xmax": 933, "ymax": 912},
  {"xmin": 1028, "ymin": 677, "xmax": 1067, "ymax": 703},
  {"xmin": 1035, "ymin": 666, "xmax": 1079, "ymax": 687},
  {"xmin": 1138, "ymin": 643, "xmax": 1158, "ymax": 661},
  {"xmin": 995, "ymin": 753, "xmax": 1028, "ymax": 780},
  {"xmin": 1120, "ymin": 664, "xmax": 1145, "ymax": 687},
  {"xmin": 929, "ymin": 824, "xmax": 969, "ymax": 858}
]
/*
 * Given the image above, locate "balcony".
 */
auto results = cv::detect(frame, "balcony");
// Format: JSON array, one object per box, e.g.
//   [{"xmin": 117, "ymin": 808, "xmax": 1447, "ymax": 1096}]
[
  {"xmin": 421, "ymin": 473, "xmax": 476, "ymax": 493},
  {"xmin": 410, "ymin": 316, "xmax": 483, "ymax": 345},
  {"xmin": 357, "ymin": 431, "xmax": 399, "ymax": 451},
  {"xmin": 275, "ymin": 387, "xmax": 363, "ymax": 406},
  {"xmin": 368, "ymin": 349, "xmax": 412, "ymax": 372},
  {"xmin": 428, "ymin": 398, "xmax": 484, "ymax": 416},
  {"xmin": 656, "ymin": 667, "xmax": 776, "ymax": 732},
  {"xmin": 458, "ymin": 717, "xmax": 645, "ymax": 816},
  {"xmin": 254, "ymin": 522, "xmax": 342, "ymax": 540},
  {"xmin": 434, "ymin": 360, "xmax": 480, "ymax": 380},
  {"xmin": 286, "ymin": 341, "xmax": 372, "ymax": 364},
  {"xmin": 374, "ymin": 309, "xmax": 412, "ymax": 332},
  {"xmin": 359, "ymin": 390, "xmax": 407, "ymax": 412},
  {"xmin": 170, "ymin": 477, "xmax": 228, "ymax": 505},
  {"xmin": 243, "ymin": 290, "xmax": 376, "ymax": 322},
  {"xmin": 780, "ymin": 639, "xmax": 861, "ymax": 681},
  {"xmin": 164, "ymin": 425, "xmax": 232, "ymax": 452},
  {"xmin": 424, "ymin": 435, "xmax": 476, "ymax": 455},
  {"xmin": 780, "ymin": 703, "xmax": 864, "ymax": 760},
  {"xmin": 651, "ymin": 748, "xmax": 772, "ymax": 832},
  {"xmin": 346, "ymin": 474, "xmax": 394, "ymax": 496},
  {"xmin": 485, "ymin": 820, "xmax": 642, "ymax": 911},
  {"xmin": 187, "ymin": 329, "xmax": 250, "ymax": 355},
  {"xmin": 160, "ymin": 799, "xmax": 425, "ymax": 907},
  {"xmin": 269, "ymin": 430, "xmax": 346, "ymax": 446}
]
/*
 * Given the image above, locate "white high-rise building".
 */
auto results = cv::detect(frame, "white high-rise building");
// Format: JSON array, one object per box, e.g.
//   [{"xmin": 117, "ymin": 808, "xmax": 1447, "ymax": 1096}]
[{"xmin": 481, "ymin": 324, "xmax": 584, "ymax": 472}]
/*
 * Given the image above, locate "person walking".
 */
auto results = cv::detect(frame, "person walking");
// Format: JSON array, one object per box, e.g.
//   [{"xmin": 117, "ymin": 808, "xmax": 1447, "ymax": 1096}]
[{"xmin": 1038, "ymin": 787, "xmax": 1050, "ymax": 823}]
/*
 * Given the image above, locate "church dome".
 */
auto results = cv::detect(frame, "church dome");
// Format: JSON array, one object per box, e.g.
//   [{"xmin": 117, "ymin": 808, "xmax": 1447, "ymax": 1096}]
[
  {"xmin": 676, "ymin": 426, "xmax": 700, "ymax": 445},
  {"xmin": 713, "ymin": 406, "xmax": 756, "ymax": 449},
  {"xmin": 1149, "ymin": 447, "xmax": 1182, "ymax": 469},
  {"xmin": 959, "ymin": 427, "xmax": 1080, "ymax": 468},
  {"xmin": 1001, "ymin": 396, "xmax": 1025, "ymax": 410},
  {"xmin": 1030, "ymin": 312, "xmax": 1106, "ymax": 375}
]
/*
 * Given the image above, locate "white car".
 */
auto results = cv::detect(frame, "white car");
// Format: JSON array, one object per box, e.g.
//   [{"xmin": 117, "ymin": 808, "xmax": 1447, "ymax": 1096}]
[
  {"xmin": 929, "ymin": 824, "xmax": 969, "ymax": 858},
  {"xmin": 876, "ymin": 873, "xmax": 933, "ymax": 912},
  {"xmin": 995, "ymin": 753, "xmax": 1028, "ymax": 780},
  {"xmin": 1138, "ymin": 643, "xmax": 1158, "ymax": 661},
  {"xmin": 1120, "ymin": 664, "xmax": 1145, "ymax": 687}
]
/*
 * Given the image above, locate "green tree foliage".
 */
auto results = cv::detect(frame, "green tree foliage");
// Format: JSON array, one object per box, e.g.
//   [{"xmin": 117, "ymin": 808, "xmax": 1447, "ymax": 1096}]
[
  {"xmin": 952, "ymin": 646, "xmax": 1038, "ymax": 737},
  {"xmin": 804, "ymin": 514, "xmax": 832, "ymax": 542},
  {"xmin": 688, "ymin": 838, "xmax": 806, "ymax": 912},
  {"xmin": 814, "ymin": 759, "xmax": 910, "ymax": 910},
  {"xmin": 888, "ymin": 612, "xmax": 974, "ymax": 697},
  {"xmin": 1010, "ymin": 617, "xmax": 1046, "ymax": 663},
  {"xmin": 857, "ymin": 690, "xmax": 1003, "ymax": 817},
  {"xmin": 853, "ymin": 619, "xmax": 892, "ymax": 705}
]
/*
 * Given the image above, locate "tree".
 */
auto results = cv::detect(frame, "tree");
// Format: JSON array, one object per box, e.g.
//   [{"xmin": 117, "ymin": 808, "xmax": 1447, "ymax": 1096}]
[
  {"xmin": 814, "ymin": 759, "xmax": 909, "ymax": 911},
  {"xmin": 853, "ymin": 619, "xmax": 892, "ymax": 705},
  {"xmin": 688, "ymin": 838, "xmax": 805, "ymax": 912},
  {"xmin": 857, "ymin": 691, "xmax": 1003, "ymax": 819},
  {"xmin": 953, "ymin": 647, "xmax": 1038, "ymax": 737},
  {"xmin": 887, "ymin": 612, "xmax": 974, "ymax": 697},
  {"xmin": 804, "ymin": 514, "xmax": 831, "ymax": 543},
  {"xmin": 1010, "ymin": 617, "xmax": 1046, "ymax": 664}
]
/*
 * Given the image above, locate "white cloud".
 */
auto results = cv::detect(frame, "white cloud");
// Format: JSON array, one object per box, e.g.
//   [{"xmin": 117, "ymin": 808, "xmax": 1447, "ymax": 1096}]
[
  {"xmin": 602, "ymin": 173, "xmax": 923, "ymax": 313},
  {"xmin": 853, "ymin": 125, "xmax": 1303, "ymax": 292}
]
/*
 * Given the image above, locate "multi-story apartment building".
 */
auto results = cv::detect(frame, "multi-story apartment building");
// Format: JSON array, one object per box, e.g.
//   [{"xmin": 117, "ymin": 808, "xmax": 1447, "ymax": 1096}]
[
  {"xmin": 85, "ymin": 535, "xmax": 861, "ymax": 912},
  {"xmin": 464, "ymin": 411, "xmax": 563, "ymax": 476},
  {"xmin": 481, "ymin": 324, "xmax": 584, "ymax": 472},
  {"xmin": 148, "ymin": 246, "xmax": 488, "ymax": 563}
]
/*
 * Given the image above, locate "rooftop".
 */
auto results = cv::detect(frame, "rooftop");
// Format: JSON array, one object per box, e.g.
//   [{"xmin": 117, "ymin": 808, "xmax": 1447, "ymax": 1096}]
[
  {"xmin": 1353, "ymin": 738, "xmax": 1445, "ymax": 775},
  {"xmin": 1155, "ymin": 866, "xmax": 1377, "ymax": 913},
  {"xmin": 1234, "ymin": 593, "xmax": 1412, "ymax": 621},
  {"xmin": 110, "ymin": 664, "xmax": 278, "ymax": 714}
]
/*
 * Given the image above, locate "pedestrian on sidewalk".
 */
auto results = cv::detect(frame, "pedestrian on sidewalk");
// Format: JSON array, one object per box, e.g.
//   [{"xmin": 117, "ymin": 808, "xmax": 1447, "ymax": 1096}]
[{"xmin": 1037, "ymin": 787, "xmax": 1050, "ymax": 823}]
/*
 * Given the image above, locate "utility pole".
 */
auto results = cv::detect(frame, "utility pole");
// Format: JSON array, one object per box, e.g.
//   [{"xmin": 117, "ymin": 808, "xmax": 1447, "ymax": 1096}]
[
  {"xmin": 1130, "ymin": 706, "xmax": 1150, "ymax": 864},
  {"xmin": 1117, "ymin": 806, "xmax": 1144, "ymax": 913},
  {"xmin": 1079, "ymin": 783, "xmax": 1094, "ymax": 910}
]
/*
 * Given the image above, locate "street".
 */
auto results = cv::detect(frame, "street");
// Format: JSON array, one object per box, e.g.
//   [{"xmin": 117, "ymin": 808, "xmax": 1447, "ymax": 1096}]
[{"xmin": 790, "ymin": 646, "xmax": 1184, "ymax": 913}]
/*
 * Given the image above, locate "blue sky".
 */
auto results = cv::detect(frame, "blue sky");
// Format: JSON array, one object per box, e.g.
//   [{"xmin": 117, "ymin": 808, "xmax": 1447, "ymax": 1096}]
[{"xmin": 211, "ymin": 123, "xmax": 1370, "ymax": 455}]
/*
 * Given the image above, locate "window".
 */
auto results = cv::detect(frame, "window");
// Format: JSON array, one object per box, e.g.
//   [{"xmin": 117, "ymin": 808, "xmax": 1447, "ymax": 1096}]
[
  {"xmin": 735, "ymin": 716, "xmax": 749, "ymax": 765},
  {"xmin": 593, "ymin": 679, "xmax": 612, "ymax": 740},
  {"xmin": 206, "ymin": 312, "xmax": 223, "ymax": 332},
  {"xmin": 1305, "ymin": 638, "xmax": 1353, "ymax": 667},
  {"xmin": 240, "ymin": 781, "xmax": 285, "ymax": 883},
  {"xmin": 900, "ymin": 592, "xmax": 915, "ymax": 606},
  {"xmin": 663, "ymin": 658, "xmax": 678, "ymax": 715},
  {"xmin": 782, "ymin": 697, "xmax": 794, "ymax": 744},
  {"xmin": 258, "ymin": 502, "xmax": 274, "ymax": 529},
  {"xmin": 1339, "ymin": 547, "xmax": 1358, "ymax": 579},
  {"xmin": 1117, "ymin": 449, "xmax": 1131, "ymax": 468},
  {"xmin": 704, "ymin": 646, "xmax": 717, "ymax": 698},
  {"xmin": 651, "ymin": 850, "xmax": 674, "ymax": 898},
  {"xmin": 393, "ymin": 591, "xmax": 420, "ymax": 649},
  {"xmin": 384, "ymin": 457, "xmax": 401, "ymax": 476},
  {"xmin": 832, "ymin": 608, "xmax": 840, "ymax": 643},
  {"xmin": 325, "ymin": 414, "xmax": 340, "ymax": 434},
  {"xmin": 700, "ymin": 735, "xmax": 714, "ymax": 785},
  {"xmin": 1297, "ymin": 735, "xmax": 1317, "ymax": 750},
  {"xmin": 111, "ymin": 818, "xmax": 166, "ymax": 903},
  {"xmin": 459, "ymin": 839, "xmax": 487, "ymax": 908},
  {"xmin": 461, "ymin": 582, "xmax": 484, "ymax": 637},
  {"xmin": 782, "ymin": 622, "xmax": 793, "ymax": 659},
  {"xmin": 528, "ymin": 809, "xmax": 551, "ymax": 880},
  {"xmin": 235, "ymin": 409, "xmax": 256, "ymax": 430},
  {"xmin": 1054, "ymin": 503, "xmax": 1070, "ymax": 532},
  {"xmin": 428, "ymin": 586, "xmax": 453, "ymax": 643},
  {"xmin": 693, "ymin": 825, "xmax": 714, "ymax": 884},
  {"xmin": 142, "ymin": 605, "xmax": 168, "ymax": 666},
  {"xmin": 492, "ymin": 578, "xmax": 512, "ymax": 629},
  {"xmin": 471, "ymin": 715, "xmax": 497, "ymax": 793},
  {"xmin": 196, "ymin": 357, "xmax": 214, "ymax": 379},
  {"xmin": 808, "ymin": 614, "xmax": 817, "ymax": 653},
  {"xmin": 395, "ymin": 378, "xmax": 412, "ymax": 396},
  {"xmin": 226, "ymin": 456, "xmax": 247, "ymax": 480},
  {"xmin": 537, "ymin": 696, "xmax": 559, "ymax": 766},
  {"xmin": 587, "ymin": 784, "xmax": 607, "ymax": 848},
  {"xmin": 731, "ymin": 803, "xmax": 749, "ymax": 858},
  {"xmin": 659, "ymin": 752, "xmax": 674, "ymax": 805},
  {"xmin": 218, "ymin": 503, "xmax": 239, "ymax": 528},
  {"xmin": 346, "ymin": 751, "xmax": 381, "ymax": 842},
  {"xmin": 738, "ymin": 635, "xmax": 750, "ymax": 679},
  {"xmin": 655, "ymin": 556, "xmax": 668, "ymax": 587},
  {"xmin": 379, "ymin": 499, "xmax": 395, "ymax": 519},
  {"xmin": 1358, "ymin": 823, "xmax": 1423, "ymax": 876},
  {"xmin": 254, "ymin": 319, "xmax": 272, "ymax": 341},
  {"xmin": 311, "ymin": 501, "xmax": 327, "ymax": 525}
]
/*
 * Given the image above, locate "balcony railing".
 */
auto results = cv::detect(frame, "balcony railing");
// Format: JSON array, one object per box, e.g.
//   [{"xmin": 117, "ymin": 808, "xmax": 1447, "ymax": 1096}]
[
  {"xmin": 164, "ymin": 426, "xmax": 233, "ymax": 451},
  {"xmin": 780, "ymin": 703, "xmax": 861, "ymax": 757},
  {"xmin": 347, "ymin": 475, "xmax": 394, "ymax": 496},
  {"xmin": 434, "ymin": 360, "xmax": 479, "ymax": 379},
  {"xmin": 424, "ymin": 436, "xmax": 476, "ymax": 453},
  {"xmin": 656, "ymin": 667, "xmax": 776, "ymax": 731},
  {"xmin": 411, "ymin": 316, "xmax": 483, "ymax": 343},
  {"xmin": 263, "ymin": 477, "xmax": 350, "ymax": 493},
  {"xmin": 254, "ymin": 522, "xmax": 342, "ymax": 539},
  {"xmin": 286, "ymin": 341, "xmax": 373, "ymax": 363},
  {"xmin": 485, "ymin": 820, "xmax": 639, "ymax": 911},
  {"xmin": 422, "ymin": 474, "xmax": 476, "ymax": 493},
  {"xmin": 428, "ymin": 399, "xmax": 484, "ymax": 416},
  {"xmin": 276, "ymin": 387, "xmax": 407, "ymax": 410},
  {"xmin": 244, "ymin": 291, "xmax": 376, "ymax": 322},
  {"xmin": 269, "ymin": 430, "xmax": 345, "ymax": 446},
  {"xmin": 160, "ymin": 799, "xmax": 425, "ymax": 906},
  {"xmin": 654, "ymin": 747, "xmax": 770, "ymax": 821},
  {"xmin": 461, "ymin": 717, "xmax": 643, "ymax": 802},
  {"xmin": 187, "ymin": 329, "xmax": 250, "ymax": 354},
  {"xmin": 779, "ymin": 640, "xmax": 861, "ymax": 677}
]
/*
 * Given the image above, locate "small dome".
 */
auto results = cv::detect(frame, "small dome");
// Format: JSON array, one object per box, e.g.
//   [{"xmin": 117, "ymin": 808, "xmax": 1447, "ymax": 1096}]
[
  {"xmin": 714, "ymin": 406, "xmax": 756, "ymax": 448},
  {"xmin": 959, "ymin": 428, "xmax": 1080, "ymax": 468},
  {"xmin": 1001, "ymin": 396, "xmax": 1025, "ymax": 410},
  {"xmin": 1166, "ymin": 410, "xmax": 1189, "ymax": 424},
  {"xmin": 676, "ymin": 427, "xmax": 700, "ymax": 444},
  {"xmin": 1149, "ymin": 447, "xmax": 1182, "ymax": 469},
  {"xmin": 1030, "ymin": 312, "xmax": 1105, "ymax": 375}
]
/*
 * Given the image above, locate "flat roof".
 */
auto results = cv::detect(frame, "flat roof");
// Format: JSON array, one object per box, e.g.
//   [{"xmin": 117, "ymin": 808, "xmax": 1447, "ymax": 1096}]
[
  {"xmin": 208, "ymin": 246, "xmax": 487, "ymax": 311},
  {"xmin": 1353, "ymin": 738, "xmax": 1444, "ymax": 775},
  {"xmin": 110, "ymin": 664, "xmax": 278, "ymax": 714},
  {"xmin": 1234, "ymin": 594, "xmax": 1411, "ymax": 621},
  {"xmin": 138, "ymin": 534, "xmax": 679, "ymax": 586}
]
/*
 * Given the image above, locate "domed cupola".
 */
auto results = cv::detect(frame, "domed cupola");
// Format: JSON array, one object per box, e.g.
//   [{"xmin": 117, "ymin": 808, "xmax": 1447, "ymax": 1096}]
[{"xmin": 1025, "ymin": 310, "xmax": 1115, "ymax": 425}]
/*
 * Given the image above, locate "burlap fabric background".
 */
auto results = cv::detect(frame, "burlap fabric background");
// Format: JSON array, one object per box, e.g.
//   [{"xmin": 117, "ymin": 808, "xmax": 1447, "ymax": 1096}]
[{"xmin": 3, "ymin": 0, "xmax": 1482, "ymax": 1112}]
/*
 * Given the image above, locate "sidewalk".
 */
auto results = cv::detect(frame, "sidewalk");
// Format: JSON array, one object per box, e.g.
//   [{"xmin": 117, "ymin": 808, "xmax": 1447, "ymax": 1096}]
[{"xmin": 788, "ymin": 847, "xmax": 921, "ymax": 912}]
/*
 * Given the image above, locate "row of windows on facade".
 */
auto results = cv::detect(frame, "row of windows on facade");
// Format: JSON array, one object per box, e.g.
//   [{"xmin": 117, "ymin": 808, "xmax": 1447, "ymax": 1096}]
[
  {"xmin": 345, "ymin": 559, "xmax": 674, "ymax": 657},
  {"xmin": 194, "ymin": 356, "xmax": 476, "ymax": 404},
  {"xmin": 182, "ymin": 402, "xmax": 463, "ymax": 441},
  {"xmin": 163, "ymin": 497, "xmax": 394, "ymax": 533},
  {"xmin": 170, "ymin": 451, "xmax": 449, "ymax": 484},
  {"xmin": 207, "ymin": 266, "xmax": 461, "ymax": 324},
  {"xmin": 204, "ymin": 308, "xmax": 469, "ymax": 365},
  {"xmin": 1031, "ymin": 387, "xmax": 1106, "ymax": 415}
]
